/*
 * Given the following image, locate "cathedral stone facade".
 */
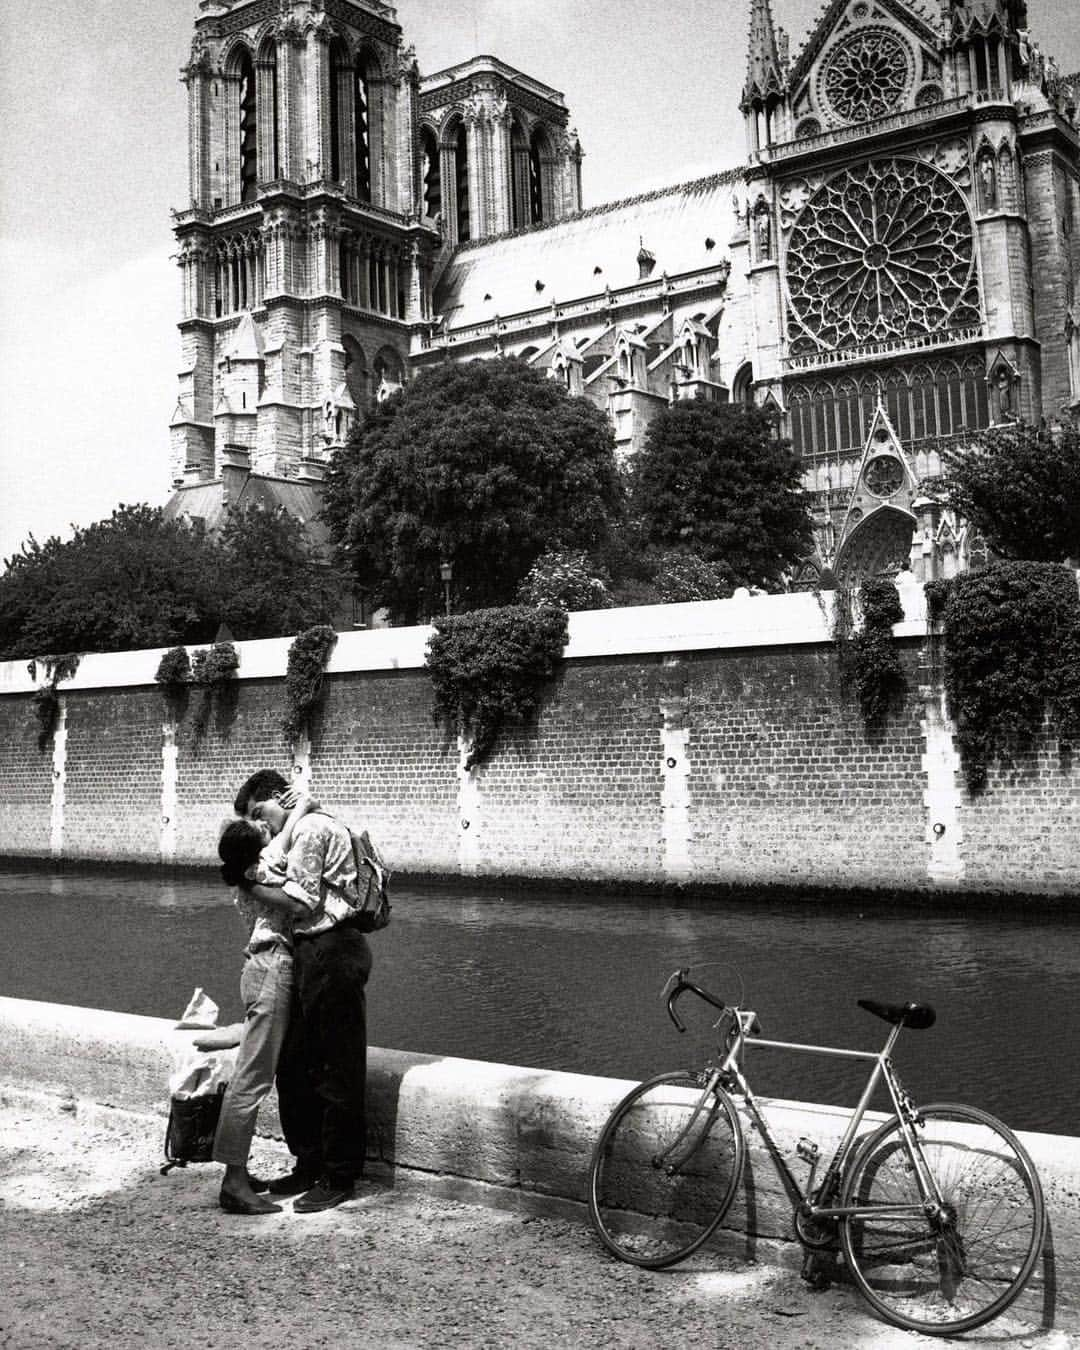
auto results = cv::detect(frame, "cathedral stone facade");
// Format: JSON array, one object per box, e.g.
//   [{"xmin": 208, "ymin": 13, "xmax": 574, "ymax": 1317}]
[{"xmin": 167, "ymin": 0, "xmax": 1080, "ymax": 586}]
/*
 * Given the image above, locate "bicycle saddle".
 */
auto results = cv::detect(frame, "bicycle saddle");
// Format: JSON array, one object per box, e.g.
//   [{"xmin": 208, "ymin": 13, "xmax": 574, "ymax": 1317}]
[{"xmin": 857, "ymin": 999, "xmax": 936, "ymax": 1030}]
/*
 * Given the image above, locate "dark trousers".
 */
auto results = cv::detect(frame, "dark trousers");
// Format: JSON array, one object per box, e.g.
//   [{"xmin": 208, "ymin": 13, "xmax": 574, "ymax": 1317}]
[{"xmin": 277, "ymin": 921, "xmax": 372, "ymax": 1187}]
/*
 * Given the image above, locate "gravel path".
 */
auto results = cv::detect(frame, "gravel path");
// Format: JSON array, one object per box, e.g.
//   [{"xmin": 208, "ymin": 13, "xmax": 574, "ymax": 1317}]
[{"xmin": 0, "ymin": 1090, "xmax": 1071, "ymax": 1350}]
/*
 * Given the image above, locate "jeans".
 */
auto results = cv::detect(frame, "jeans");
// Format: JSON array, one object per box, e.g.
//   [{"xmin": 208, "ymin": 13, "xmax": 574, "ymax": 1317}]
[
  {"xmin": 212, "ymin": 944, "xmax": 293, "ymax": 1166},
  {"xmin": 276, "ymin": 920, "xmax": 372, "ymax": 1187}
]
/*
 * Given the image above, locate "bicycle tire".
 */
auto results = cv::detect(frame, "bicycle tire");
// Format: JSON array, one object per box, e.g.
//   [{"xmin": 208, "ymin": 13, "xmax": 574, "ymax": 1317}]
[
  {"xmin": 840, "ymin": 1102, "xmax": 1045, "ymax": 1336},
  {"xmin": 587, "ymin": 1070, "xmax": 745, "ymax": 1269}
]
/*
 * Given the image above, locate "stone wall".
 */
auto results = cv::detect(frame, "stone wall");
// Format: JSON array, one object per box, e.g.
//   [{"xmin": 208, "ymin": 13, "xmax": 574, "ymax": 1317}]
[{"xmin": 3, "ymin": 591, "xmax": 1080, "ymax": 894}]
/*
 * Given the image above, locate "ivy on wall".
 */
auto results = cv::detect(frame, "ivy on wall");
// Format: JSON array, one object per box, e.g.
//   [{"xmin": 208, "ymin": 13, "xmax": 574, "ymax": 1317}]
[
  {"xmin": 927, "ymin": 560, "xmax": 1080, "ymax": 792},
  {"xmin": 190, "ymin": 641, "xmax": 240, "ymax": 741},
  {"xmin": 282, "ymin": 625, "xmax": 338, "ymax": 748},
  {"xmin": 28, "ymin": 654, "xmax": 81, "ymax": 751},
  {"xmin": 426, "ymin": 605, "xmax": 569, "ymax": 770},
  {"xmin": 155, "ymin": 646, "xmax": 192, "ymax": 722},
  {"xmin": 832, "ymin": 578, "xmax": 907, "ymax": 731}
]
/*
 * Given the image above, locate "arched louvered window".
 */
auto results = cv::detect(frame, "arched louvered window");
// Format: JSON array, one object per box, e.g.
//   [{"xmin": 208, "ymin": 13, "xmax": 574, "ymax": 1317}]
[
  {"xmin": 455, "ymin": 122, "xmax": 470, "ymax": 241},
  {"xmin": 355, "ymin": 61, "xmax": 372, "ymax": 202},
  {"xmin": 528, "ymin": 127, "xmax": 546, "ymax": 224},
  {"xmin": 420, "ymin": 126, "xmax": 441, "ymax": 219},
  {"xmin": 238, "ymin": 49, "xmax": 258, "ymax": 202}
]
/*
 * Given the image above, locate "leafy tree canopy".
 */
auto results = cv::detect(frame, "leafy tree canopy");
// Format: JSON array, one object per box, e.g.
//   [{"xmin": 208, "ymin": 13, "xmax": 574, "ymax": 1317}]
[
  {"xmin": 0, "ymin": 502, "xmax": 338, "ymax": 660},
  {"xmin": 941, "ymin": 419, "xmax": 1080, "ymax": 562},
  {"xmin": 326, "ymin": 358, "xmax": 623, "ymax": 623},
  {"xmin": 628, "ymin": 399, "xmax": 813, "ymax": 590}
]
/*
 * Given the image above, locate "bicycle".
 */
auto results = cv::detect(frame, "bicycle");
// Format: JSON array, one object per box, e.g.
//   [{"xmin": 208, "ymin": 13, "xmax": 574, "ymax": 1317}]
[{"xmin": 587, "ymin": 966, "xmax": 1046, "ymax": 1337}]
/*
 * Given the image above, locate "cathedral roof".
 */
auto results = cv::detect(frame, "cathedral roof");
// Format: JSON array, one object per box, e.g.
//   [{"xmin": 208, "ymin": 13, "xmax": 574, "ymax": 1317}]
[
  {"xmin": 435, "ymin": 171, "xmax": 741, "ymax": 333},
  {"xmin": 163, "ymin": 475, "xmax": 330, "ymax": 552}
]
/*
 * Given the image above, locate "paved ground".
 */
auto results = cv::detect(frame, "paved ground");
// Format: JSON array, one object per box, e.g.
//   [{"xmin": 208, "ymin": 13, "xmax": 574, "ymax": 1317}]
[{"xmin": 0, "ymin": 1089, "xmax": 1073, "ymax": 1350}]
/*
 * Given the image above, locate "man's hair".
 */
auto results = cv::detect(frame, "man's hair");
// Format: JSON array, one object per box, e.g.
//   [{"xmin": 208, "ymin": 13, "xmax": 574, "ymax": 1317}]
[
  {"xmin": 218, "ymin": 819, "xmax": 264, "ymax": 887},
  {"xmin": 233, "ymin": 768, "xmax": 289, "ymax": 817}
]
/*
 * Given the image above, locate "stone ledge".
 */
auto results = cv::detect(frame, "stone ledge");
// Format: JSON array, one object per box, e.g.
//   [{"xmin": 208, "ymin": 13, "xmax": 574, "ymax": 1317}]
[{"xmin": 0, "ymin": 995, "xmax": 1075, "ymax": 1329}]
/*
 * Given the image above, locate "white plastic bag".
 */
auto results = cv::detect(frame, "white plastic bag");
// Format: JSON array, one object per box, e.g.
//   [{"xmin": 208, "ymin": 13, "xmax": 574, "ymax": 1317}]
[
  {"xmin": 168, "ymin": 1051, "xmax": 233, "ymax": 1100},
  {"xmin": 174, "ymin": 986, "xmax": 220, "ymax": 1031}
]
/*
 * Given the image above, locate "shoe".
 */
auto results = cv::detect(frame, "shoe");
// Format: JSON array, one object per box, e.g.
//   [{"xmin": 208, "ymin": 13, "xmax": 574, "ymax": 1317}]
[
  {"xmin": 247, "ymin": 1173, "xmax": 269, "ymax": 1194},
  {"xmin": 266, "ymin": 1169, "xmax": 318, "ymax": 1197},
  {"xmin": 293, "ymin": 1179, "xmax": 355, "ymax": 1213},
  {"xmin": 219, "ymin": 1189, "xmax": 282, "ymax": 1215}
]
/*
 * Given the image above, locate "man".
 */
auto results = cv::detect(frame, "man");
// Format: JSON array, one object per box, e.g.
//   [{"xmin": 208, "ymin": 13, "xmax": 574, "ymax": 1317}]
[{"xmin": 233, "ymin": 768, "xmax": 372, "ymax": 1213}]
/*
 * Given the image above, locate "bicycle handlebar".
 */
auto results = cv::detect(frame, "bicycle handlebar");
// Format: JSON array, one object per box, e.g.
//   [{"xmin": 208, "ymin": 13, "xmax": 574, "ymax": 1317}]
[{"xmin": 662, "ymin": 967, "xmax": 726, "ymax": 1033}]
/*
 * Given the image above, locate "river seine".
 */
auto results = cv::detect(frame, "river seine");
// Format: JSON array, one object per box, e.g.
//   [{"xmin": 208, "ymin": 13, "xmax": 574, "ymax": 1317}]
[{"xmin": 1, "ymin": 864, "xmax": 1074, "ymax": 1134}]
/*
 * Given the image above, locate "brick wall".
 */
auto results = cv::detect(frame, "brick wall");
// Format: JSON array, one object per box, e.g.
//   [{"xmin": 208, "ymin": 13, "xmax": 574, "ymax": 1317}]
[{"xmin": 3, "ymin": 620, "xmax": 1080, "ymax": 895}]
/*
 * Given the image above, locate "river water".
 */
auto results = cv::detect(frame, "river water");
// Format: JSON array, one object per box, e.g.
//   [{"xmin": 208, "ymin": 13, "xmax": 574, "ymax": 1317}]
[{"xmin": 1, "ymin": 864, "xmax": 1075, "ymax": 1135}]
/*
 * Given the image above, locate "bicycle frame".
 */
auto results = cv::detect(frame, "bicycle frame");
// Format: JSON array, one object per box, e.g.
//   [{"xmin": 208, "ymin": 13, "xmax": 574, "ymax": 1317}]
[{"xmin": 705, "ymin": 1007, "xmax": 948, "ymax": 1225}]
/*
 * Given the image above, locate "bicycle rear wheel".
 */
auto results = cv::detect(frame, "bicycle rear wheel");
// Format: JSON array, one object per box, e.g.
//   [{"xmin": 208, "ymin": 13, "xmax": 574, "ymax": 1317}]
[
  {"xmin": 588, "ymin": 1071, "xmax": 744, "ymax": 1269},
  {"xmin": 840, "ymin": 1103, "xmax": 1045, "ymax": 1336}
]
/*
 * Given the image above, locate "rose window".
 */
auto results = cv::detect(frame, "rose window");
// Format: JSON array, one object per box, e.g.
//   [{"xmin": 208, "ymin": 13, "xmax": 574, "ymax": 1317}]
[
  {"xmin": 863, "ymin": 455, "xmax": 904, "ymax": 498},
  {"xmin": 784, "ymin": 158, "xmax": 980, "ymax": 355},
  {"xmin": 822, "ymin": 28, "xmax": 912, "ymax": 123}
]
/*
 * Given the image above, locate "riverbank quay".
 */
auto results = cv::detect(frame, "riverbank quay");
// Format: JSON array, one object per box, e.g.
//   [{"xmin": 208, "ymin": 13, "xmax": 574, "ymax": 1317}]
[
  {"xmin": 1, "ymin": 997, "xmax": 1077, "ymax": 1344},
  {"xmin": 5, "ymin": 587, "xmax": 1080, "ymax": 896}
]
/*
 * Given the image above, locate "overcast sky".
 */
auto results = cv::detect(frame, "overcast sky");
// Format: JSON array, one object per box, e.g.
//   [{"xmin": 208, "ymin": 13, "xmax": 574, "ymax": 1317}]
[{"xmin": 1, "ymin": 0, "xmax": 1078, "ymax": 565}]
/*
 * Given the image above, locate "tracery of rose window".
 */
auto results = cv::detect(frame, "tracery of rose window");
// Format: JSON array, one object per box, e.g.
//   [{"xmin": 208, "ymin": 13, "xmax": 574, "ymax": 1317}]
[
  {"xmin": 784, "ymin": 158, "xmax": 979, "ymax": 356},
  {"xmin": 821, "ymin": 28, "xmax": 911, "ymax": 124}
]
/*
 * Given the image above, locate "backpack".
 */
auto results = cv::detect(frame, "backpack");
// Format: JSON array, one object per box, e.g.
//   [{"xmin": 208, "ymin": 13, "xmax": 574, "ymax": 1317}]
[
  {"xmin": 348, "ymin": 828, "xmax": 392, "ymax": 932},
  {"xmin": 160, "ymin": 1082, "xmax": 227, "ymax": 1175}
]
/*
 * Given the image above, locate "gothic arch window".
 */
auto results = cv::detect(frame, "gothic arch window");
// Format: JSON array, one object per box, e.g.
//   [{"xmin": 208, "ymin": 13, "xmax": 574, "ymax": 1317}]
[
  {"xmin": 732, "ymin": 362, "xmax": 754, "ymax": 405},
  {"xmin": 354, "ymin": 50, "xmax": 374, "ymax": 203},
  {"xmin": 529, "ymin": 126, "xmax": 553, "ymax": 224},
  {"xmin": 963, "ymin": 354, "xmax": 990, "ymax": 427},
  {"xmin": 812, "ymin": 384, "xmax": 836, "ymax": 455},
  {"xmin": 453, "ymin": 120, "xmax": 470, "ymax": 241},
  {"xmin": 343, "ymin": 335, "xmax": 369, "ymax": 408},
  {"xmin": 256, "ymin": 36, "xmax": 279, "ymax": 181},
  {"xmin": 836, "ymin": 506, "xmax": 916, "ymax": 585},
  {"xmin": 884, "ymin": 368, "xmax": 911, "ymax": 441},
  {"xmin": 373, "ymin": 345, "xmax": 405, "ymax": 400},
  {"xmin": 789, "ymin": 382, "xmax": 812, "ymax": 451},
  {"xmin": 510, "ymin": 120, "xmax": 530, "ymax": 228},
  {"xmin": 419, "ymin": 125, "xmax": 441, "ymax": 220},
  {"xmin": 835, "ymin": 377, "xmax": 861, "ymax": 450},
  {"xmin": 234, "ymin": 47, "xmax": 258, "ymax": 202},
  {"xmin": 910, "ymin": 364, "xmax": 935, "ymax": 440}
]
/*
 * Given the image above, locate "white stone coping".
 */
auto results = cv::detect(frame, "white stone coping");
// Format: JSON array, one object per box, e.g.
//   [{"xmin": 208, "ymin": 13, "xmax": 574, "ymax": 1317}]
[
  {"xmin": 0, "ymin": 588, "xmax": 929, "ymax": 696},
  {"xmin": 0, "ymin": 994, "xmax": 1075, "ymax": 1315}
]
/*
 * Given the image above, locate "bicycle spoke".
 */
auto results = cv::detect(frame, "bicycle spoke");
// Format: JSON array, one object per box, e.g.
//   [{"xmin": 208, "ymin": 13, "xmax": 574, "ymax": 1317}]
[
  {"xmin": 588, "ymin": 1073, "xmax": 744, "ymax": 1269},
  {"xmin": 840, "ymin": 1105, "xmax": 1044, "ymax": 1336}
]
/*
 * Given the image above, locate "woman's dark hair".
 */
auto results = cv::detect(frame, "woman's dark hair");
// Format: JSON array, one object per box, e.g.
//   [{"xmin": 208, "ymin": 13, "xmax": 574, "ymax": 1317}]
[{"xmin": 218, "ymin": 819, "xmax": 263, "ymax": 887}]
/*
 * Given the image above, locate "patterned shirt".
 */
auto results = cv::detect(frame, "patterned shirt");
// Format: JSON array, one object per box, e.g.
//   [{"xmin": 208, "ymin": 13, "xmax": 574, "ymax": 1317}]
[
  {"xmin": 281, "ymin": 813, "xmax": 359, "ymax": 938},
  {"xmin": 235, "ymin": 836, "xmax": 292, "ymax": 953}
]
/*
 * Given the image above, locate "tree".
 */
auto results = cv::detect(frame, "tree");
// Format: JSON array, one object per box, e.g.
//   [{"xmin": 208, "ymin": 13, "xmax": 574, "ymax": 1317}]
[
  {"xmin": 941, "ymin": 420, "xmax": 1080, "ymax": 562},
  {"xmin": 628, "ymin": 400, "xmax": 813, "ymax": 590},
  {"xmin": 0, "ymin": 505, "xmax": 227, "ymax": 659},
  {"xmin": 218, "ymin": 504, "xmax": 338, "ymax": 640},
  {"xmin": 0, "ymin": 502, "xmax": 340, "ymax": 660},
  {"xmin": 327, "ymin": 358, "xmax": 623, "ymax": 623}
]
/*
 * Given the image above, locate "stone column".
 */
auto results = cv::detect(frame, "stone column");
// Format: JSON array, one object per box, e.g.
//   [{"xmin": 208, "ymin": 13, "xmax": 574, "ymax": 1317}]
[
  {"xmin": 306, "ymin": 26, "xmax": 332, "ymax": 180},
  {"xmin": 466, "ymin": 110, "xmax": 487, "ymax": 239},
  {"xmin": 489, "ymin": 103, "xmax": 512, "ymax": 234}
]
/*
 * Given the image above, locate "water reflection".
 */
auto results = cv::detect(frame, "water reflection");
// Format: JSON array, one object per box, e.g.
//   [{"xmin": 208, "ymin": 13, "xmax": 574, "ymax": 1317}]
[{"xmin": 0, "ymin": 866, "xmax": 1076, "ymax": 1134}]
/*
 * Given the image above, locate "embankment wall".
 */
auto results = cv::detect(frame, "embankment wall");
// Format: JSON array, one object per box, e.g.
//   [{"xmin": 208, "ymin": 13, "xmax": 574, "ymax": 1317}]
[
  {"xmin": 0, "ymin": 996, "xmax": 1074, "ymax": 1330},
  {"xmin": 3, "ymin": 590, "xmax": 1080, "ymax": 893}
]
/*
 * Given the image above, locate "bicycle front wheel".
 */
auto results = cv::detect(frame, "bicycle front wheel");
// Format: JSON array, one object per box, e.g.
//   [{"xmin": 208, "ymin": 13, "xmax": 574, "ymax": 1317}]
[
  {"xmin": 587, "ymin": 1071, "xmax": 744, "ymax": 1269},
  {"xmin": 840, "ymin": 1103, "xmax": 1045, "ymax": 1336}
]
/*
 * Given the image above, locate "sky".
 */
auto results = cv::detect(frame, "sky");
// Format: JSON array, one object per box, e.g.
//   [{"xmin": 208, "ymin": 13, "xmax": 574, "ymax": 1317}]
[{"xmin": 1, "ymin": 0, "xmax": 1078, "ymax": 565}]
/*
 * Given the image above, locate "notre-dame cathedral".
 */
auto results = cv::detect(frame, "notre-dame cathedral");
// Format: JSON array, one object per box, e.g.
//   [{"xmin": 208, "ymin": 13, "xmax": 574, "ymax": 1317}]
[{"xmin": 166, "ymin": 0, "xmax": 1080, "ymax": 587}]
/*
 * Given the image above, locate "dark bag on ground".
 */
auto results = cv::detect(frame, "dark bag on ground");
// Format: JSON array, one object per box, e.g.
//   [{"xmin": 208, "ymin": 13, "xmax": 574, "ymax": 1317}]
[
  {"xmin": 348, "ymin": 828, "xmax": 392, "ymax": 932},
  {"xmin": 157, "ymin": 1058, "xmax": 228, "ymax": 1177}
]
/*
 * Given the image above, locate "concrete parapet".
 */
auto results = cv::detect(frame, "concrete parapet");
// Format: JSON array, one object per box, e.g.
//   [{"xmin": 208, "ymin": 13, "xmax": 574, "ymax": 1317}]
[{"xmin": 1, "ymin": 996, "xmax": 1075, "ymax": 1329}]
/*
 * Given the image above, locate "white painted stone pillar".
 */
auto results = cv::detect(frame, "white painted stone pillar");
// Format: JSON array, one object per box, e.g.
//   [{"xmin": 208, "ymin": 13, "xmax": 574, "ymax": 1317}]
[
  {"xmin": 160, "ymin": 722, "xmax": 178, "ymax": 863},
  {"xmin": 660, "ymin": 657, "xmax": 691, "ymax": 882},
  {"xmin": 49, "ymin": 703, "xmax": 67, "ymax": 860},
  {"xmin": 291, "ymin": 731, "xmax": 313, "ymax": 791},
  {"xmin": 921, "ymin": 686, "xmax": 965, "ymax": 886},
  {"xmin": 457, "ymin": 733, "xmax": 481, "ymax": 875}
]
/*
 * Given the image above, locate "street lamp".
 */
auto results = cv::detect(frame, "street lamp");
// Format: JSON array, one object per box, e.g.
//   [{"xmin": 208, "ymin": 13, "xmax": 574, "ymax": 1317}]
[{"xmin": 440, "ymin": 560, "xmax": 453, "ymax": 616}]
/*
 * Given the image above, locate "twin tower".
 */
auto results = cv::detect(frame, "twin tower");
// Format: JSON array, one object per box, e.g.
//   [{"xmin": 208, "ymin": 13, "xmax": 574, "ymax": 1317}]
[{"xmin": 169, "ymin": 0, "xmax": 584, "ymax": 487}]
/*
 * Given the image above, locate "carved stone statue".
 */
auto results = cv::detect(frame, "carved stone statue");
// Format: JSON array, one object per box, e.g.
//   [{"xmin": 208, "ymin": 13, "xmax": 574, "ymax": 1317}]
[
  {"xmin": 754, "ymin": 205, "xmax": 771, "ymax": 260},
  {"xmin": 978, "ymin": 154, "xmax": 996, "ymax": 209}
]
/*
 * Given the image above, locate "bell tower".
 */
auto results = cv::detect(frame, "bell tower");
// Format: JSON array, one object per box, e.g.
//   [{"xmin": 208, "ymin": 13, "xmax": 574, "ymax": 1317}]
[{"xmin": 169, "ymin": 0, "xmax": 440, "ymax": 488}]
